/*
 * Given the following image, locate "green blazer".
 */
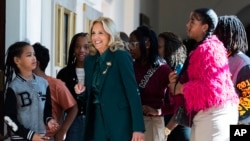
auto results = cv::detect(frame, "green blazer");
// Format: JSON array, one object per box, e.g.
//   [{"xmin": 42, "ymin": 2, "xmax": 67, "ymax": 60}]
[{"xmin": 84, "ymin": 49, "xmax": 145, "ymax": 141}]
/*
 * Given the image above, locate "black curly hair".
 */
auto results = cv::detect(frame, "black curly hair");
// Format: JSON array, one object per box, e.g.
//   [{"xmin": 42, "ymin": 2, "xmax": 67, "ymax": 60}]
[
  {"xmin": 214, "ymin": 15, "xmax": 248, "ymax": 56},
  {"xmin": 158, "ymin": 32, "xmax": 187, "ymax": 70},
  {"xmin": 33, "ymin": 42, "xmax": 50, "ymax": 71}
]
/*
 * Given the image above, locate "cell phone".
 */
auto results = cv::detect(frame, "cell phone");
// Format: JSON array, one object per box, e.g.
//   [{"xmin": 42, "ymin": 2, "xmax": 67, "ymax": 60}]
[{"xmin": 175, "ymin": 64, "xmax": 183, "ymax": 75}]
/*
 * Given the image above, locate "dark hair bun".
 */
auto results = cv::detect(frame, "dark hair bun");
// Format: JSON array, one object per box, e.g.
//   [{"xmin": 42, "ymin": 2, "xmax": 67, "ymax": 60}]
[{"xmin": 195, "ymin": 8, "xmax": 218, "ymax": 34}]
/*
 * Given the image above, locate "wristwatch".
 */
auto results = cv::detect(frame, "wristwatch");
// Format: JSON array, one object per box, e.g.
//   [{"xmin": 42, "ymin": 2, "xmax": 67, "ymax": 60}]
[
  {"xmin": 157, "ymin": 109, "xmax": 162, "ymax": 116},
  {"xmin": 165, "ymin": 127, "xmax": 171, "ymax": 136}
]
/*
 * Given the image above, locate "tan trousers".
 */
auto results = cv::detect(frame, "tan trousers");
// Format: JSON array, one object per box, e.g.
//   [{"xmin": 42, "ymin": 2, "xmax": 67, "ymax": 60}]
[{"xmin": 144, "ymin": 116, "xmax": 166, "ymax": 141}]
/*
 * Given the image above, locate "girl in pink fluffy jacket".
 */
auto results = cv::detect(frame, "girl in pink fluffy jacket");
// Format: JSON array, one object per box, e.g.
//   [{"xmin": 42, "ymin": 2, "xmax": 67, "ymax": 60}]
[{"xmin": 168, "ymin": 8, "xmax": 239, "ymax": 141}]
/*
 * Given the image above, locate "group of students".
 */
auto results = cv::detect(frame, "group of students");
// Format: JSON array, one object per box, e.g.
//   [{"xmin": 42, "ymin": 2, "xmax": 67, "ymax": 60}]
[
  {"xmin": 3, "ymin": 7, "xmax": 250, "ymax": 141},
  {"xmin": 3, "ymin": 32, "xmax": 89, "ymax": 141}
]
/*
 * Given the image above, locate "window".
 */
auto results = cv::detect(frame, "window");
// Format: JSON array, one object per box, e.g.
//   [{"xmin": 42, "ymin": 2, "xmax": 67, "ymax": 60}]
[{"xmin": 55, "ymin": 4, "xmax": 76, "ymax": 67}]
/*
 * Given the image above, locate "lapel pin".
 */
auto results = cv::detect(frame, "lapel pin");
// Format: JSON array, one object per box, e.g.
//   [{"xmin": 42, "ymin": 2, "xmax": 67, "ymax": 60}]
[{"xmin": 103, "ymin": 62, "xmax": 112, "ymax": 74}]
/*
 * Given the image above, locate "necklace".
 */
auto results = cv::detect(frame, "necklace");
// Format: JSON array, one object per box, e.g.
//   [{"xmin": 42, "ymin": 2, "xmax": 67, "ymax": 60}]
[
  {"xmin": 17, "ymin": 75, "xmax": 43, "ymax": 97},
  {"xmin": 25, "ymin": 79, "xmax": 43, "ymax": 97}
]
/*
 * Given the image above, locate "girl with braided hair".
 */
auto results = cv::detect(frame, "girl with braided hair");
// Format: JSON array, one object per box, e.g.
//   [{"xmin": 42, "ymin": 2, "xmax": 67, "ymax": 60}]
[
  {"xmin": 168, "ymin": 8, "xmax": 239, "ymax": 141},
  {"xmin": 57, "ymin": 32, "xmax": 89, "ymax": 141},
  {"xmin": 4, "ymin": 41, "xmax": 57, "ymax": 141},
  {"xmin": 214, "ymin": 15, "xmax": 250, "ymax": 125},
  {"xmin": 158, "ymin": 32, "xmax": 191, "ymax": 141},
  {"xmin": 129, "ymin": 25, "xmax": 172, "ymax": 141}
]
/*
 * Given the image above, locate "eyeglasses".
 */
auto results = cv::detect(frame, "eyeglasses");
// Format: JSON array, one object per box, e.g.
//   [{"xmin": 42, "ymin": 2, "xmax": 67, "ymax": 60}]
[
  {"xmin": 128, "ymin": 42, "xmax": 140, "ymax": 50},
  {"xmin": 122, "ymin": 42, "xmax": 130, "ymax": 51}
]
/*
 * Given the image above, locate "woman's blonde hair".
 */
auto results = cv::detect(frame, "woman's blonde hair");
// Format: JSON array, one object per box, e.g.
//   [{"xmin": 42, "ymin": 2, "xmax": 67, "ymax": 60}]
[{"xmin": 89, "ymin": 17, "xmax": 124, "ymax": 55}]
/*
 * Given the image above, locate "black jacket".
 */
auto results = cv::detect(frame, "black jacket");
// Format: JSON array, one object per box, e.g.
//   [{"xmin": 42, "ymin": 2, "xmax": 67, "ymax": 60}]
[{"xmin": 57, "ymin": 64, "xmax": 86, "ymax": 115}]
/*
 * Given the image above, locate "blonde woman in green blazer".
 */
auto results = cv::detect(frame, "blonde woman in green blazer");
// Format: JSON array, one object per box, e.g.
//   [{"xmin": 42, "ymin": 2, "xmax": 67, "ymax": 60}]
[{"xmin": 84, "ymin": 17, "xmax": 145, "ymax": 141}]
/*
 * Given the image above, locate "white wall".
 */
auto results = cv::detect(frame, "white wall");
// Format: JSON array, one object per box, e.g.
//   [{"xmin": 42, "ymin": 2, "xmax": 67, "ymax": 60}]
[
  {"xmin": 26, "ymin": 0, "xmax": 42, "ymax": 44},
  {"xmin": 155, "ymin": 0, "xmax": 250, "ymax": 38},
  {"xmin": 101, "ymin": 0, "xmax": 140, "ymax": 35},
  {"xmin": 75, "ymin": 0, "xmax": 86, "ymax": 33},
  {"xmin": 140, "ymin": 0, "xmax": 159, "ymax": 33},
  {"xmin": 6, "ymin": 0, "xmax": 53, "ymax": 75},
  {"xmin": 6, "ymin": 0, "xmax": 250, "ymax": 77},
  {"xmin": 123, "ymin": 0, "xmax": 140, "ymax": 35},
  {"xmin": 6, "ymin": 0, "xmax": 27, "ymax": 50},
  {"xmin": 5, "ymin": 1, "xmax": 139, "ymax": 52},
  {"xmin": 41, "ymin": 0, "xmax": 53, "ymax": 76}
]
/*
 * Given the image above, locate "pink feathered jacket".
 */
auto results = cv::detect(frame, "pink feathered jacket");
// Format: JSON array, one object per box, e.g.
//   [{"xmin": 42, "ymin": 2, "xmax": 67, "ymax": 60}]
[{"xmin": 183, "ymin": 35, "xmax": 239, "ymax": 113}]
